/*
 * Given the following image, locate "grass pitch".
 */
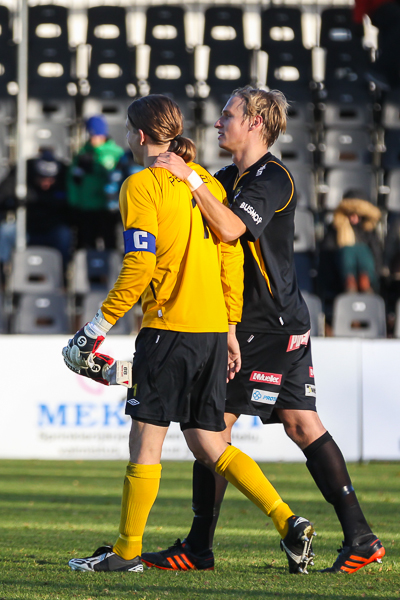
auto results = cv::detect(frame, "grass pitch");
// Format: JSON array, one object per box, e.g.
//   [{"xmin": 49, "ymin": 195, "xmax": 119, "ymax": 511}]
[{"xmin": 0, "ymin": 460, "xmax": 399, "ymax": 600}]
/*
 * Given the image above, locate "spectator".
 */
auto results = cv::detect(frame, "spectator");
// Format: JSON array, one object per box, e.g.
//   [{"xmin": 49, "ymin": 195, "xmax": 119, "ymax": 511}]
[
  {"xmin": 68, "ymin": 115, "xmax": 124, "ymax": 250},
  {"xmin": 333, "ymin": 191, "xmax": 382, "ymax": 293},
  {"xmin": 0, "ymin": 148, "xmax": 71, "ymax": 269}
]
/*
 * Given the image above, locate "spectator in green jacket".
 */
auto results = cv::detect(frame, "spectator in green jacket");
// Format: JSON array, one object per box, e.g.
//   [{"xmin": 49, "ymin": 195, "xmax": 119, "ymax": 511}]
[{"xmin": 68, "ymin": 115, "xmax": 124, "ymax": 249}]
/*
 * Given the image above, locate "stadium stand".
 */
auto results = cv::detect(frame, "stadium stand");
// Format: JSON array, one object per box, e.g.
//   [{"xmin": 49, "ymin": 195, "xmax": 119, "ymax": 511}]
[
  {"xmin": 0, "ymin": 0, "xmax": 399, "ymax": 338},
  {"xmin": 301, "ymin": 290, "xmax": 325, "ymax": 337}
]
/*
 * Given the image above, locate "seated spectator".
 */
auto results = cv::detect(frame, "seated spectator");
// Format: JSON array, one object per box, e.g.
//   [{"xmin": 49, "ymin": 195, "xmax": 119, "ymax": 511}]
[
  {"xmin": 0, "ymin": 148, "xmax": 72, "ymax": 270},
  {"xmin": 333, "ymin": 191, "xmax": 382, "ymax": 293},
  {"xmin": 68, "ymin": 115, "xmax": 124, "ymax": 250}
]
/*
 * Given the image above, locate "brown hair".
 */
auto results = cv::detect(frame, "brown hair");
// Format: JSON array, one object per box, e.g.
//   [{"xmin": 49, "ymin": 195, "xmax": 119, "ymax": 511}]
[
  {"xmin": 127, "ymin": 94, "xmax": 196, "ymax": 162},
  {"xmin": 231, "ymin": 86, "xmax": 288, "ymax": 147}
]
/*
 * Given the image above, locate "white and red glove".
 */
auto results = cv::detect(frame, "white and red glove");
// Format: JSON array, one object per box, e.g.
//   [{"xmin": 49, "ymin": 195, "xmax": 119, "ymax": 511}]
[
  {"xmin": 63, "ymin": 309, "xmax": 112, "ymax": 370},
  {"xmin": 62, "ymin": 348, "xmax": 132, "ymax": 387}
]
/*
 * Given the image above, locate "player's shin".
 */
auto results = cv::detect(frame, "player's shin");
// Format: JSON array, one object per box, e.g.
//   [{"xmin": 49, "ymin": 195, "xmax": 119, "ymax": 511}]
[
  {"xmin": 215, "ymin": 445, "xmax": 294, "ymax": 537},
  {"xmin": 185, "ymin": 460, "xmax": 228, "ymax": 553},
  {"xmin": 113, "ymin": 463, "xmax": 162, "ymax": 560}
]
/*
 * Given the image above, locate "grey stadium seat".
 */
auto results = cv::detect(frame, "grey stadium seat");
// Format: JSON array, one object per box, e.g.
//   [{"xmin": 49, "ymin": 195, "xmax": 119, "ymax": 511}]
[
  {"xmin": 394, "ymin": 299, "xmax": 400, "ymax": 338},
  {"xmin": 8, "ymin": 247, "xmax": 63, "ymax": 295},
  {"xmin": 332, "ymin": 293, "xmax": 386, "ymax": 338},
  {"xmin": 79, "ymin": 291, "xmax": 138, "ymax": 335},
  {"xmin": 301, "ymin": 291, "xmax": 325, "ymax": 337},
  {"xmin": 12, "ymin": 292, "xmax": 70, "ymax": 334},
  {"xmin": 69, "ymin": 249, "xmax": 122, "ymax": 295}
]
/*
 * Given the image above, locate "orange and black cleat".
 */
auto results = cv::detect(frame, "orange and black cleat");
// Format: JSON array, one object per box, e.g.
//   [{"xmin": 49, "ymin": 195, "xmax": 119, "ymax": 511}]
[
  {"xmin": 142, "ymin": 539, "xmax": 214, "ymax": 571},
  {"xmin": 320, "ymin": 535, "xmax": 385, "ymax": 573}
]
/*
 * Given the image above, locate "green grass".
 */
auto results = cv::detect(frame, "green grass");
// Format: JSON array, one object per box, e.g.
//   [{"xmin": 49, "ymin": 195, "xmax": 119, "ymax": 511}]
[{"xmin": 0, "ymin": 460, "xmax": 399, "ymax": 600}]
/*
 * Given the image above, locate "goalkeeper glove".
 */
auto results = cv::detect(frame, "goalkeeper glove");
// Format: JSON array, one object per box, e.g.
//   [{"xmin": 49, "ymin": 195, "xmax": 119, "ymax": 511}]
[
  {"xmin": 64, "ymin": 309, "xmax": 113, "ymax": 370},
  {"xmin": 62, "ymin": 347, "xmax": 132, "ymax": 387}
]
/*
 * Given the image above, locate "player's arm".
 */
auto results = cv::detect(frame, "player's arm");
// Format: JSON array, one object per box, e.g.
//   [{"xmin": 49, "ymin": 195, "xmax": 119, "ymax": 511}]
[
  {"xmin": 63, "ymin": 175, "xmax": 158, "ymax": 378},
  {"xmin": 152, "ymin": 152, "xmax": 246, "ymax": 242},
  {"xmin": 220, "ymin": 237, "xmax": 244, "ymax": 379}
]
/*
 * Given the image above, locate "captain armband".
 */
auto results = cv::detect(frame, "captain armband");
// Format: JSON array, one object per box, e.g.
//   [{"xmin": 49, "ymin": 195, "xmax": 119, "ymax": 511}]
[{"xmin": 123, "ymin": 228, "xmax": 156, "ymax": 255}]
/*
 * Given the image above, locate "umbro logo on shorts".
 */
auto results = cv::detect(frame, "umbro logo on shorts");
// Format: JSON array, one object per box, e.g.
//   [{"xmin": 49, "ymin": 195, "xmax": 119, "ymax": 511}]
[
  {"xmin": 250, "ymin": 371, "xmax": 282, "ymax": 385},
  {"xmin": 127, "ymin": 398, "xmax": 140, "ymax": 406}
]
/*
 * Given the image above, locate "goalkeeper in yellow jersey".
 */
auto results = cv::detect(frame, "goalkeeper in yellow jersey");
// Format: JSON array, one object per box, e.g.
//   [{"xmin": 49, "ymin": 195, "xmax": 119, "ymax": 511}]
[{"xmin": 63, "ymin": 94, "xmax": 315, "ymax": 573}]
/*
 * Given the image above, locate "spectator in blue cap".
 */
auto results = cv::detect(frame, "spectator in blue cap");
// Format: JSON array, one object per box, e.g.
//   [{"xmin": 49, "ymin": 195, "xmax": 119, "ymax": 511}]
[{"xmin": 67, "ymin": 115, "xmax": 124, "ymax": 249}]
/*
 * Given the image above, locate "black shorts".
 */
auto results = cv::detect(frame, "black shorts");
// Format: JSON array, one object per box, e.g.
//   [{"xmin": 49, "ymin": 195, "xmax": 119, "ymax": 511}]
[
  {"xmin": 226, "ymin": 330, "xmax": 316, "ymax": 424},
  {"xmin": 126, "ymin": 328, "xmax": 227, "ymax": 432}
]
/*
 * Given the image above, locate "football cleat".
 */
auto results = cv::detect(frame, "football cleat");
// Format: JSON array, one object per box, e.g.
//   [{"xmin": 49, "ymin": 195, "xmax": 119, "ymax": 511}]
[
  {"xmin": 319, "ymin": 535, "xmax": 385, "ymax": 573},
  {"xmin": 142, "ymin": 539, "xmax": 214, "ymax": 571},
  {"xmin": 280, "ymin": 515, "xmax": 316, "ymax": 574},
  {"xmin": 68, "ymin": 546, "xmax": 143, "ymax": 572}
]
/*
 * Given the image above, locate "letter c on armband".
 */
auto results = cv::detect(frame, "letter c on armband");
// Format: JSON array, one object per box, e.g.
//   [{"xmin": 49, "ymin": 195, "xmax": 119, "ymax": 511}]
[{"xmin": 123, "ymin": 228, "xmax": 156, "ymax": 254}]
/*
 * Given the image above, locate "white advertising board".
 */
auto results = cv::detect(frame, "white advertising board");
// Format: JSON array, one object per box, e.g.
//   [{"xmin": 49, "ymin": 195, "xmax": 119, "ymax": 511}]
[
  {"xmin": 362, "ymin": 340, "xmax": 400, "ymax": 460},
  {"xmin": 0, "ymin": 336, "xmax": 398, "ymax": 461}
]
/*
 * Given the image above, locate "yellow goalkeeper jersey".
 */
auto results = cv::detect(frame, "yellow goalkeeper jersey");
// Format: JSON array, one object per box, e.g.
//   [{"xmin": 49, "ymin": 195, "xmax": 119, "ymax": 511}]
[{"xmin": 101, "ymin": 162, "xmax": 243, "ymax": 333}]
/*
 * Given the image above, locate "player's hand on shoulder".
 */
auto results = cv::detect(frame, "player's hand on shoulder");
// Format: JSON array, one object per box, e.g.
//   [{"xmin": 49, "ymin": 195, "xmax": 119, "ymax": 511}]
[{"xmin": 152, "ymin": 152, "xmax": 192, "ymax": 180}]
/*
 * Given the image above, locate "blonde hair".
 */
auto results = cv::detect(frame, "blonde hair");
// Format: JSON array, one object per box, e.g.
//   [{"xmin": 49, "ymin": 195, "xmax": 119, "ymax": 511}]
[
  {"xmin": 127, "ymin": 94, "xmax": 196, "ymax": 163},
  {"xmin": 231, "ymin": 86, "xmax": 288, "ymax": 147}
]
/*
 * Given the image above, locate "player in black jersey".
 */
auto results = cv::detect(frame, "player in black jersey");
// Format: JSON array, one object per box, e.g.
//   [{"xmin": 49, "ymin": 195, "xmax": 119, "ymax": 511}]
[{"xmin": 149, "ymin": 87, "xmax": 385, "ymax": 574}]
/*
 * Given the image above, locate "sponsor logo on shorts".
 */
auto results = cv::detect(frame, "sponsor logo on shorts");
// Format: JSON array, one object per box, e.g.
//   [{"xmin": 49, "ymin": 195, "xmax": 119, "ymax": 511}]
[
  {"xmin": 286, "ymin": 330, "xmax": 310, "ymax": 352},
  {"xmin": 239, "ymin": 201, "xmax": 262, "ymax": 225},
  {"xmin": 250, "ymin": 371, "xmax": 282, "ymax": 385},
  {"xmin": 127, "ymin": 398, "xmax": 140, "ymax": 406},
  {"xmin": 305, "ymin": 384, "xmax": 316, "ymax": 397},
  {"xmin": 251, "ymin": 389, "xmax": 279, "ymax": 405},
  {"xmin": 309, "ymin": 366, "xmax": 314, "ymax": 378}
]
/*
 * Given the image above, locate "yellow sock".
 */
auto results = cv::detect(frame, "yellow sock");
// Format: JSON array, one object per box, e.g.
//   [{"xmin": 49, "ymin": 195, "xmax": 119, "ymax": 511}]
[
  {"xmin": 113, "ymin": 462, "xmax": 162, "ymax": 560},
  {"xmin": 215, "ymin": 446, "xmax": 294, "ymax": 538}
]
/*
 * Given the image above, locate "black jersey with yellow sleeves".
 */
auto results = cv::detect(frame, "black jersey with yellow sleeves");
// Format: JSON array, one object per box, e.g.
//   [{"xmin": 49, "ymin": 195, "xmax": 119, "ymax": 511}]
[
  {"xmin": 215, "ymin": 152, "xmax": 310, "ymax": 334},
  {"xmin": 101, "ymin": 161, "xmax": 243, "ymax": 333}
]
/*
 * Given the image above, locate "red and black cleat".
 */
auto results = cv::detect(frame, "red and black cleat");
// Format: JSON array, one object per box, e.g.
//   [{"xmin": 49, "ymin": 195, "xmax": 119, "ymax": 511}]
[
  {"xmin": 320, "ymin": 535, "xmax": 385, "ymax": 573},
  {"xmin": 142, "ymin": 539, "xmax": 214, "ymax": 571}
]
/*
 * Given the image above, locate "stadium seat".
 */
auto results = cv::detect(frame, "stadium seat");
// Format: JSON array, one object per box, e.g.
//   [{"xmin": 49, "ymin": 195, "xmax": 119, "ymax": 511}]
[
  {"xmin": 87, "ymin": 6, "xmax": 136, "ymax": 99},
  {"xmin": 79, "ymin": 290, "xmax": 138, "ymax": 335},
  {"xmin": 332, "ymin": 292, "xmax": 386, "ymax": 338},
  {"xmin": 28, "ymin": 5, "xmax": 76, "ymax": 99},
  {"xmin": 0, "ymin": 292, "xmax": 6, "ymax": 333},
  {"xmin": 25, "ymin": 121, "xmax": 72, "ymax": 161},
  {"xmin": 12, "ymin": 292, "xmax": 70, "ymax": 334},
  {"xmin": 323, "ymin": 168, "xmax": 378, "ymax": 210},
  {"xmin": 319, "ymin": 128, "xmax": 374, "ymax": 169},
  {"xmin": 385, "ymin": 169, "xmax": 400, "ymax": 213},
  {"xmin": 203, "ymin": 6, "xmax": 253, "ymax": 102},
  {"xmin": 382, "ymin": 129, "xmax": 400, "ymax": 170},
  {"xmin": 145, "ymin": 5, "xmax": 192, "ymax": 99},
  {"xmin": 301, "ymin": 290, "xmax": 325, "ymax": 336},
  {"xmin": 261, "ymin": 6, "xmax": 303, "ymax": 50},
  {"xmin": 294, "ymin": 209, "xmax": 316, "ymax": 253},
  {"xmin": 270, "ymin": 127, "xmax": 315, "ymax": 167},
  {"xmin": 317, "ymin": 85, "xmax": 374, "ymax": 129},
  {"xmin": 7, "ymin": 247, "xmax": 64, "ymax": 295},
  {"xmin": 0, "ymin": 5, "xmax": 16, "ymax": 98},
  {"xmin": 68, "ymin": 249, "xmax": 122, "ymax": 295},
  {"xmin": 394, "ymin": 298, "xmax": 400, "ymax": 338},
  {"xmin": 261, "ymin": 5, "xmax": 314, "ymax": 122},
  {"xmin": 382, "ymin": 90, "xmax": 400, "ymax": 129},
  {"xmin": 290, "ymin": 167, "xmax": 317, "ymax": 210}
]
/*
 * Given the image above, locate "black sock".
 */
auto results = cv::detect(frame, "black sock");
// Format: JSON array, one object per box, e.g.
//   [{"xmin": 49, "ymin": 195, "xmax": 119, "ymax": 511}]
[
  {"xmin": 185, "ymin": 460, "xmax": 228, "ymax": 553},
  {"xmin": 303, "ymin": 431, "xmax": 372, "ymax": 546},
  {"xmin": 185, "ymin": 461, "xmax": 216, "ymax": 554}
]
